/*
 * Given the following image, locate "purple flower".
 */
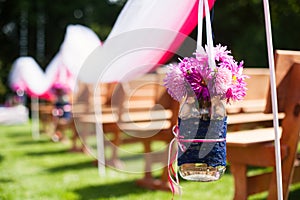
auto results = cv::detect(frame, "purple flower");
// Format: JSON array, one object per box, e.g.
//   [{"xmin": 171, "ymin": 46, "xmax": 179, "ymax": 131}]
[
  {"xmin": 178, "ymin": 56, "xmax": 212, "ymax": 101},
  {"xmin": 164, "ymin": 44, "xmax": 248, "ymax": 103}
]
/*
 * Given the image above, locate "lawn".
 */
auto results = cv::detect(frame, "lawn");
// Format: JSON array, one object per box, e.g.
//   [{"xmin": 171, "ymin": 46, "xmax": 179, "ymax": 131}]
[{"xmin": 0, "ymin": 122, "xmax": 300, "ymax": 200}]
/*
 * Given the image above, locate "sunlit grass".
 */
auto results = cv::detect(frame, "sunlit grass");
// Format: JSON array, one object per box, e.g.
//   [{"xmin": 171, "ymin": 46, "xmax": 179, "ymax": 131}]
[{"xmin": 0, "ymin": 122, "xmax": 300, "ymax": 200}]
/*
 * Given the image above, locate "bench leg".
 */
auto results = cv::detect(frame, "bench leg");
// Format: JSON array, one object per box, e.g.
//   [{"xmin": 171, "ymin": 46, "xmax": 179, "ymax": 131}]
[{"xmin": 230, "ymin": 163, "xmax": 248, "ymax": 200}]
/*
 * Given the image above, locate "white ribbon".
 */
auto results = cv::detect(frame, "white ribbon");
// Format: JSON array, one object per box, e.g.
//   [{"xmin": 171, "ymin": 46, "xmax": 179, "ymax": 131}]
[{"xmin": 196, "ymin": 0, "xmax": 216, "ymax": 70}]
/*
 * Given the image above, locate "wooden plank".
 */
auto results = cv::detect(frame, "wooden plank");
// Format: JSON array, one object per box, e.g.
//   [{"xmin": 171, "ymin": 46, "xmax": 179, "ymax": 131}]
[
  {"xmin": 39, "ymin": 104, "xmax": 53, "ymax": 113},
  {"xmin": 247, "ymin": 172, "xmax": 272, "ymax": 195},
  {"xmin": 119, "ymin": 120, "xmax": 171, "ymax": 132},
  {"xmin": 227, "ymin": 127, "xmax": 282, "ymax": 147},
  {"xmin": 227, "ymin": 144, "xmax": 288, "ymax": 167},
  {"xmin": 292, "ymin": 164, "xmax": 300, "ymax": 184},
  {"xmin": 243, "ymin": 68, "xmax": 269, "ymax": 101},
  {"xmin": 227, "ymin": 99, "xmax": 266, "ymax": 113},
  {"xmin": 120, "ymin": 109, "xmax": 172, "ymax": 122},
  {"xmin": 227, "ymin": 112, "xmax": 284, "ymax": 125},
  {"xmin": 77, "ymin": 113, "xmax": 119, "ymax": 124},
  {"xmin": 241, "ymin": 99, "xmax": 266, "ymax": 113},
  {"xmin": 123, "ymin": 99, "xmax": 155, "ymax": 110}
]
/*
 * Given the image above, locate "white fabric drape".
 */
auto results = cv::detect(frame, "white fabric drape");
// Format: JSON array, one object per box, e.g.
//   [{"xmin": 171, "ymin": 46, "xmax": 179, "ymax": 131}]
[
  {"xmin": 9, "ymin": 0, "xmax": 215, "ymax": 97},
  {"xmin": 9, "ymin": 24, "xmax": 101, "ymax": 99},
  {"xmin": 78, "ymin": 0, "xmax": 213, "ymax": 83}
]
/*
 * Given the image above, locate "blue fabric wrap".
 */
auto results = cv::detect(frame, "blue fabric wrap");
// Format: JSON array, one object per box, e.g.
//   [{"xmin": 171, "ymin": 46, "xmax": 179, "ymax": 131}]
[
  {"xmin": 55, "ymin": 102, "xmax": 71, "ymax": 120},
  {"xmin": 177, "ymin": 117, "xmax": 227, "ymax": 167}
]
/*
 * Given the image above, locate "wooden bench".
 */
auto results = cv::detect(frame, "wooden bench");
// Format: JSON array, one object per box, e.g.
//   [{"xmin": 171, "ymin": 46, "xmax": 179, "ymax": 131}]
[
  {"xmin": 119, "ymin": 87, "xmax": 179, "ymax": 191},
  {"xmin": 227, "ymin": 68, "xmax": 270, "ymax": 114},
  {"xmin": 107, "ymin": 72, "xmax": 179, "ymax": 191},
  {"xmin": 38, "ymin": 101, "xmax": 77, "ymax": 144},
  {"xmin": 124, "ymin": 67, "xmax": 283, "ymax": 192},
  {"xmin": 72, "ymin": 82, "xmax": 125, "ymax": 165},
  {"xmin": 227, "ymin": 50, "xmax": 300, "ymax": 200},
  {"xmin": 38, "ymin": 102, "xmax": 55, "ymax": 135},
  {"xmin": 226, "ymin": 68, "xmax": 283, "ymax": 130},
  {"xmin": 73, "ymin": 74, "xmax": 169, "ymax": 169}
]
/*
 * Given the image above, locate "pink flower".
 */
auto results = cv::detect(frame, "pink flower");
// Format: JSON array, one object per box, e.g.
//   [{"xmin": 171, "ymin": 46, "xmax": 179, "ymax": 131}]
[
  {"xmin": 164, "ymin": 44, "xmax": 248, "ymax": 103},
  {"xmin": 214, "ymin": 44, "xmax": 233, "ymax": 63},
  {"xmin": 213, "ymin": 67, "xmax": 232, "ymax": 97},
  {"xmin": 164, "ymin": 63, "xmax": 186, "ymax": 102}
]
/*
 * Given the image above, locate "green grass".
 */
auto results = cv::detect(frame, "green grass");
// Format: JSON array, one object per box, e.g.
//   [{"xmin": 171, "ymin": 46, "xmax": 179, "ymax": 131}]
[{"xmin": 0, "ymin": 123, "xmax": 300, "ymax": 200}]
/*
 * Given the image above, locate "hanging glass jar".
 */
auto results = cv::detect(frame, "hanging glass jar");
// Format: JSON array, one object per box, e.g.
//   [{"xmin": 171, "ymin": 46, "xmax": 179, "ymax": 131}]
[
  {"xmin": 52, "ymin": 87, "xmax": 72, "ymax": 121},
  {"xmin": 176, "ymin": 88, "xmax": 227, "ymax": 182}
]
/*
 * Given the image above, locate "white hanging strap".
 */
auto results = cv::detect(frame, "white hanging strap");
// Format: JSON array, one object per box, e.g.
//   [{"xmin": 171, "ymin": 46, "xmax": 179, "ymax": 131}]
[
  {"xmin": 167, "ymin": 126, "xmax": 183, "ymax": 197},
  {"xmin": 204, "ymin": 0, "xmax": 214, "ymax": 52},
  {"xmin": 204, "ymin": 0, "xmax": 216, "ymax": 70},
  {"xmin": 196, "ymin": 0, "xmax": 204, "ymax": 51},
  {"xmin": 196, "ymin": 0, "xmax": 216, "ymax": 70}
]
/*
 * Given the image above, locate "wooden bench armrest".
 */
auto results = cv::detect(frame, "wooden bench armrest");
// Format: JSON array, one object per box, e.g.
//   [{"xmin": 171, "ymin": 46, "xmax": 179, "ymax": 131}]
[
  {"xmin": 227, "ymin": 112, "xmax": 285, "ymax": 125},
  {"xmin": 227, "ymin": 99, "xmax": 267, "ymax": 114},
  {"xmin": 227, "ymin": 127, "xmax": 282, "ymax": 147},
  {"xmin": 120, "ymin": 109, "xmax": 172, "ymax": 122}
]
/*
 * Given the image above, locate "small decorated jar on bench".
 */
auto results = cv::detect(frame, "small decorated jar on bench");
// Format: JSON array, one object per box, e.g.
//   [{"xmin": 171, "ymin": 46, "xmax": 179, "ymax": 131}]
[{"xmin": 52, "ymin": 85, "xmax": 72, "ymax": 121}]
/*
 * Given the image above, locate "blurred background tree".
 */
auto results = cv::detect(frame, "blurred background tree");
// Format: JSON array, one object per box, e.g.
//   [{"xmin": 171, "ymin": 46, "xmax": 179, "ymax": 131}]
[
  {"xmin": 214, "ymin": 0, "xmax": 300, "ymax": 66},
  {"xmin": 0, "ymin": 0, "xmax": 124, "ymax": 102},
  {"xmin": 0, "ymin": 0, "xmax": 299, "ymax": 103}
]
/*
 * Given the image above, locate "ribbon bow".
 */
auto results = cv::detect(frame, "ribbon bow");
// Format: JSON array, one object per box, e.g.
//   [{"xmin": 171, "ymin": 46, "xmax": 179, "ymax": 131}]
[
  {"xmin": 167, "ymin": 125, "xmax": 183, "ymax": 199},
  {"xmin": 172, "ymin": 125, "xmax": 187, "ymax": 152}
]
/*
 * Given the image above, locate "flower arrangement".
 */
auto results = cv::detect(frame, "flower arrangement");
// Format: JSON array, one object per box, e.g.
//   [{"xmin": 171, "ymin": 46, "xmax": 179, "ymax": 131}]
[
  {"xmin": 164, "ymin": 44, "xmax": 248, "ymax": 104},
  {"xmin": 165, "ymin": 44, "xmax": 247, "ymax": 183}
]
